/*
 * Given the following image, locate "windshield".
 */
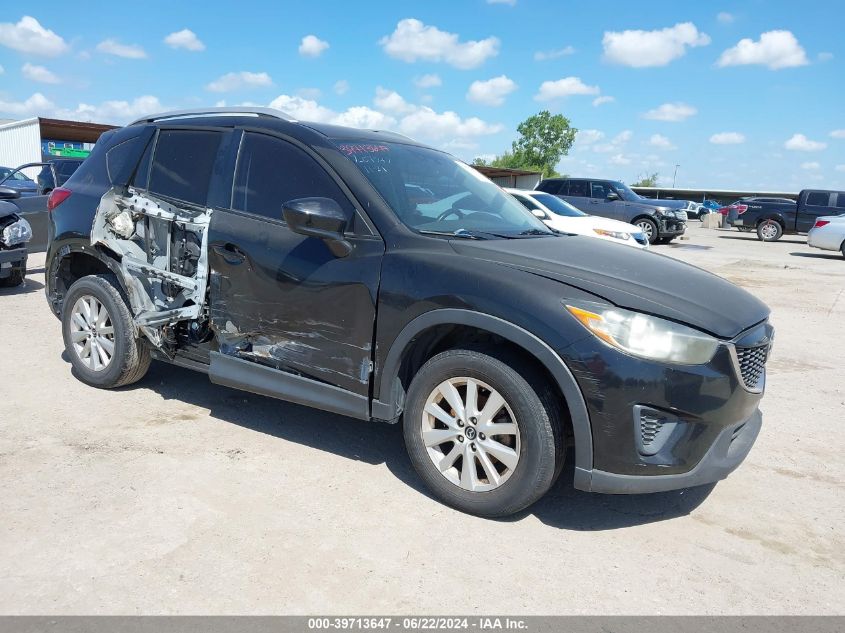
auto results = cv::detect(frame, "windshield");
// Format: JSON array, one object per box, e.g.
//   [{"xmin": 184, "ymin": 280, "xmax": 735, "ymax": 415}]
[
  {"xmin": 335, "ymin": 141, "xmax": 553, "ymax": 238},
  {"xmin": 0, "ymin": 168, "xmax": 34, "ymax": 183},
  {"xmin": 529, "ymin": 192, "xmax": 586, "ymax": 217},
  {"xmin": 610, "ymin": 181, "xmax": 641, "ymax": 202}
]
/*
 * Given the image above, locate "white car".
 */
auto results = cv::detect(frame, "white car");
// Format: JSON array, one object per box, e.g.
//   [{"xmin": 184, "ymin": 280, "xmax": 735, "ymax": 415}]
[
  {"xmin": 807, "ymin": 215, "xmax": 845, "ymax": 258},
  {"xmin": 506, "ymin": 188, "xmax": 649, "ymax": 249}
]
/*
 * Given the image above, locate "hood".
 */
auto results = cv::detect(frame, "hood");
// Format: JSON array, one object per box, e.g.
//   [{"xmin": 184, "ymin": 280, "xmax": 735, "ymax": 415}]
[
  {"xmin": 638, "ymin": 198, "xmax": 688, "ymax": 210},
  {"xmin": 0, "ymin": 201, "xmax": 21, "ymax": 221},
  {"xmin": 547, "ymin": 215, "xmax": 641, "ymax": 236},
  {"xmin": 450, "ymin": 235, "xmax": 769, "ymax": 339}
]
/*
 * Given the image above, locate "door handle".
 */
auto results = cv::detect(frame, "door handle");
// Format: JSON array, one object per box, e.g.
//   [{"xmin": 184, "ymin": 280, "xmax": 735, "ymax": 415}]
[{"xmin": 212, "ymin": 242, "xmax": 247, "ymax": 265}]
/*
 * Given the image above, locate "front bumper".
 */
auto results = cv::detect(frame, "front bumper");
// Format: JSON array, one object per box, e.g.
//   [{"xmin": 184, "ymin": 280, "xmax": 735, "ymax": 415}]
[
  {"xmin": 0, "ymin": 246, "xmax": 27, "ymax": 278},
  {"xmin": 575, "ymin": 409, "xmax": 761, "ymax": 493},
  {"xmin": 659, "ymin": 216, "xmax": 686, "ymax": 237},
  {"xmin": 561, "ymin": 320, "xmax": 772, "ymax": 494}
]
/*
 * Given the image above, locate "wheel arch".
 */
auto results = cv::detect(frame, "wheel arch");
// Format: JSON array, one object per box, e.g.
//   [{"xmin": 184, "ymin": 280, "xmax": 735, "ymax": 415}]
[
  {"xmin": 48, "ymin": 244, "xmax": 129, "ymax": 316},
  {"xmin": 757, "ymin": 214, "xmax": 785, "ymax": 228},
  {"xmin": 372, "ymin": 308, "xmax": 594, "ymax": 477}
]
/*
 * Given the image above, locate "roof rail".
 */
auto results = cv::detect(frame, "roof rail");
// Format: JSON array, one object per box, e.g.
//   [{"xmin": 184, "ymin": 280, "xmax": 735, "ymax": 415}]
[{"xmin": 129, "ymin": 106, "xmax": 297, "ymax": 126}]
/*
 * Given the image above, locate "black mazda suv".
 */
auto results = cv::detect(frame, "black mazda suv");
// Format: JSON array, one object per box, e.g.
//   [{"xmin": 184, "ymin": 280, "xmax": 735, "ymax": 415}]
[{"xmin": 44, "ymin": 107, "xmax": 772, "ymax": 517}]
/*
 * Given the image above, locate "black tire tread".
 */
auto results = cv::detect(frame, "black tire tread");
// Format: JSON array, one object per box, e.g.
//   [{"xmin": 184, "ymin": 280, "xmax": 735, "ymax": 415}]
[{"xmin": 62, "ymin": 274, "xmax": 151, "ymax": 389}]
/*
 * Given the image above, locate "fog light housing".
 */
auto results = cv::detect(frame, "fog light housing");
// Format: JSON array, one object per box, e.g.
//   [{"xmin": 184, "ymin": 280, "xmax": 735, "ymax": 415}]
[{"xmin": 634, "ymin": 405, "xmax": 680, "ymax": 457}]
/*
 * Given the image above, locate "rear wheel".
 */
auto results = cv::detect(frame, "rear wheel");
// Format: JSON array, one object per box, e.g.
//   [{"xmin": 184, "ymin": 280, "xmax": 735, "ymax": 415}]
[
  {"xmin": 634, "ymin": 218, "xmax": 659, "ymax": 245},
  {"xmin": 403, "ymin": 348, "xmax": 563, "ymax": 518},
  {"xmin": 62, "ymin": 274, "xmax": 151, "ymax": 388},
  {"xmin": 757, "ymin": 219, "xmax": 783, "ymax": 242}
]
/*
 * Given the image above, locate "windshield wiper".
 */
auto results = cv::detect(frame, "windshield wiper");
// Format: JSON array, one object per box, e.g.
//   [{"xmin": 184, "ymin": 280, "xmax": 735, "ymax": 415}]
[
  {"xmin": 419, "ymin": 229, "xmax": 488, "ymax": 240},
  {"xmin": 517, "ymin": 228, "xmax": 556, "ymax": 236}
]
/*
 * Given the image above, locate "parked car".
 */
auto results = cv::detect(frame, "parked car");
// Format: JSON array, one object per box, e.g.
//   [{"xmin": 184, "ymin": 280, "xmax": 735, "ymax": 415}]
[
  {"xmin": 0, "ymin": 187, "xmax": 34, "ymax": 287},
  {"xmin": 535, "ymin": 178, "xmax": 687, "ymax": 245},
  {"xmin": 37, "ymin": 158, "xmax": 85, "ymax": 194},
  {"xmin": 726, "ymin": 191, "xmax": 844, "ymax": 241},
  {"xmin": 0, "ymin": 166, "xmax": 40, "ymax": 197},
  {"xmin": 701, "ymin": 200, "xmax": 722, "ymax": 211},
  {"xmin": 506, "ymin": 188, "xmax": 648, "ymax": 249},
  {"xmin": 807, "ymin": 215, "xmax": 845, "ymax": 258},
  {"xmin": 45, "ymin": 106, "xmax": 772, "ymax": 517},
  {"xmin": 0, "ymin": 163, "xmax": 57, "ymax": 253}
]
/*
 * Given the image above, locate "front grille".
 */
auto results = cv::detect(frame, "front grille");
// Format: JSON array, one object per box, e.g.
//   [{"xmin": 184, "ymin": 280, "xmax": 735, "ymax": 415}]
[{"xmin": 736, "ymin": 344, "xmax": 769, "ymax": 390}]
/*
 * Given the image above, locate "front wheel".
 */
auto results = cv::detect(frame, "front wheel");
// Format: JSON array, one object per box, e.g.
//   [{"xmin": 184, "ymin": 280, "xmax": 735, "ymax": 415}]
[
  {"xmin": 61, "ymin": 274, "xmax": 151, "ymax": 388},
  {"xmin": 0, "ymin": 268, "xmax": 25, "ymax": 287},
  {"xmin": 634, "ymin": 218, "xmax": 659, "ymax": 245},
  {"xmin": 403, "ymin": 348, "xmax": 563, "ymax": 518},
  {"xmin": 757, "ymin": 219, "xmax": 783, "ymax": 242}
]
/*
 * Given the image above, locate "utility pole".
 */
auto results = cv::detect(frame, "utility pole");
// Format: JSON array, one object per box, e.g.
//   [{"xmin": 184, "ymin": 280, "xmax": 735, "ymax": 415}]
[{"xmin": 673, "ymin": 164, "xmax": 680, "ymax": 188}]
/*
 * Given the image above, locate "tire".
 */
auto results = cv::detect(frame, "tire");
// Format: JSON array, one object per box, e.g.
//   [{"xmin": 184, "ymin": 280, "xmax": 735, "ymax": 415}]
[
  {"xmin": 634, "ymin": 217, "xmax": 659, "ymax": 245},
  {"xmin": 403, "ymin": 347, "xmax": 563, "ymax": 518},
  {"xmin": 655, "ymin": 236, "xmax": 675, "ymax": 245},
  {"xmin": 61, "ymin": 274, "xmax": 151, "ymax": 388},
  {"xmin": 841, "ymin": 241, "xmax": 845, "ymax": 259},
  {"xmin": 0, "ymin": 268, "xmax": 25, "ymax": 287},
  {"xmin": 757, "ymin": 219, "xmax": 783, "ymax": 242}
]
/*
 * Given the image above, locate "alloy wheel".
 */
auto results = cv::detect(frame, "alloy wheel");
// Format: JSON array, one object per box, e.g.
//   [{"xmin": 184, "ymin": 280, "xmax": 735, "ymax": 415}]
[
  {"xmin": 636, "ymin": 220, "xmax": 655, "ymax": 239},
  {"xmin": 760, "ymin": 222, "xmax": 778, "ymax": 240},
  {"xmin": 69, "ymin": 295, "xmax": 115, "ymax": 372},
  {"xmin": 421, "ymin": 377, "xmax": 521, "ymax": 492}
]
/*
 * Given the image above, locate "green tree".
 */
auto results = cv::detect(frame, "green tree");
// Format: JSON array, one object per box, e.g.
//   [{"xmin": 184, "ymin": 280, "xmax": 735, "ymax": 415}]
[
  {"xmin": 632, "ymin": 172, "xmax": 660, "ymax": 187},
  {"xmin": 474, "ymin": 111, "xmax": 576, "ymax": 178},
  {"xmin": 510, "ymin": 110, "xmax": 577, "ymax": 177}
]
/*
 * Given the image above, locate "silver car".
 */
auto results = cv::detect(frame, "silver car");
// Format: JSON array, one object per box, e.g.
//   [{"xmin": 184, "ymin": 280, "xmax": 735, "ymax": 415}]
[{"xmin": 807, "ymin": 215, "xmax": 845, "ymax": 258}]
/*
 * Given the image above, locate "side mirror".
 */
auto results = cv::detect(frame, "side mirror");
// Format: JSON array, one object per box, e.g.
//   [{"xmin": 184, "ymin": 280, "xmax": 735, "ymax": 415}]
[
  {"xmin": 0, "ymin": 186, "xmax": 21, "ymax": 200},
  {"xmin": 607, "ymin": 192, "xmax": 620, "ymax": 201},
  {"xmin": 282, "ymin": 197, "xmax": 352, "ymax": 257},
  {"xmin": 531, "ymin": 209, "xmax": 547, "ymax": 219}
]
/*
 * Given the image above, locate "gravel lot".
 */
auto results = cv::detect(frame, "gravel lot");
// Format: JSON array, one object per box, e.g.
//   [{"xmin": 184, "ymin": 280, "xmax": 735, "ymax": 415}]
[{"xmin": 1, "ymin": 224, "xmax": 843, "ymax": 615}]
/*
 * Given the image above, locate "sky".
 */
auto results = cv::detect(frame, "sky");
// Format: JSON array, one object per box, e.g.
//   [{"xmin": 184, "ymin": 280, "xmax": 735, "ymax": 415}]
[{"xmin": 0, "ymin": 0, "xmax": 843, "ymax": 191}]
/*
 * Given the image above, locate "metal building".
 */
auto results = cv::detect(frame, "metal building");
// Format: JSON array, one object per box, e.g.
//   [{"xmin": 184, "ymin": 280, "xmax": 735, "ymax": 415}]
[
  {"xmin": 472, "ymin": 166, "xmax": 542, "ymax": 190},
  {"xmin": 0, "ymin": 117, "xmax": 116, "ymax": 174}
]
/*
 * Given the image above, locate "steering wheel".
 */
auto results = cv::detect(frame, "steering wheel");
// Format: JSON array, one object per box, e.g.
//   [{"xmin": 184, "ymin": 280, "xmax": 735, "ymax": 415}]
[{"xmin": 437, "ymin": 207, "xmax": 466, "ymax": 222}]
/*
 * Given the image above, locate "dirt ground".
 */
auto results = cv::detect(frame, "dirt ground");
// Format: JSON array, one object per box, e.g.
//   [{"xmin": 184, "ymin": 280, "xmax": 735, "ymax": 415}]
[{"xmin": 1, "ymin": 224, "xmax": 843, "ymax": 615}]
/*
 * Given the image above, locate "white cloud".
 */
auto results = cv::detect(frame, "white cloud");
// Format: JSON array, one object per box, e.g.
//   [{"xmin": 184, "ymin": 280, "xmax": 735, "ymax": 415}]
[
  {"xmin": 534, "ymin": 76, "xmax": 599, "ymax": 101},
  {"xmin": 609, "ymin": 154, "xmax": 632, "ymax": 166},
  {"xmin": 414, "ymin": 73, "xmax": 442, "ymax": 88},
  {"xmin": 0, "ymin": 16, "xmax": 68, "ymax": 57},
  {"xmin": 533, "ymin": 46, "xmax": 575, "ymax": 61},
  {"xmin": 592, "ymin": 95, "xmax": 615, "ymax": 107},
  {"xmin": 709, "ymin": 132, "xmax": 746, "ymax": 144},
  {"xmin": 0, "ymin": 92, "xmax": 55, "ymax": 118},
  {"xmin": 575, "ymin": 129, "xmax": 605, "ymax": 146},
  {"xmin": 0, "ymin": 64, "xmax": 4, "ymax": 74},
  {"xmin": 466, "ymin": 75, "xmax": 517, "ymax": 106},
  {"xmin": 334, "ymin": 80, "xmax": 350, "ymax": 95},
  {"xmin": 268, "ymin": 93, "xmax": 500, "ymax": 142},
  {"xmin": 592, "ymin": 130, "xmax": 632, "ymax": 153},
  {"xmin": 21, "ymin": 62, "xmax": 60, "ymax": 84},
  {"xmin": 379, "ymin": 18, "xmax": 499, "ymax": 69},
  {"xmin": 602, "ymin": 22, "xmax": 710, "ymax": 67},
  {"xmin": 0, "ymin": 92, "xmax": 164, "ymax": 125},
  {"xmin": 642, "ymin": 102, "xmax": 697, "ymax": 122},
  {"xmin": 96, "ymin": 38, "xmax": 147, "ymax": 59},
  {"xmin": 206, "ymin": 71, "xmax": 273, "ymax": 92},
  {"xmin": 164, "ymin": 29, "xmax": 205, "ymax": 52},
  {"xmin": 830, "ymin": 129, "xmax": 845, "ymax": 139},
  {"xmin": 399, "ymin": 107, "xmax": 502, "ymax": 139},
  {"xmin": 801, "ymin": 162, "xmax": 820, "ymax": 170},
  {"xmin": 784, "ymin": 133, "xmax": 827, "ymax": 151},
  {"xmin": 836, "ymin": 165, "xmax": 845, "ymax": 173},
  {"xmin": 717, "ymin": 12, "xmax": 735, "ymax": 24},
  {"xmin": 296, "ymin": 87, "xmax": 322, "ymax": 100},
  {"xmin": 299, "ymin": 34, "xmax": 329, "ymax": 58},
  {"xmin": 374, "ymin": 87, "xmax": 416, "ymax": 114},
  {"xmin": 717, "ymin": 30, "xmax": 808, "ymax": 70},
  {"xmin": 648, "ymin": 134, "xmax": 675, "ymax": 150}
]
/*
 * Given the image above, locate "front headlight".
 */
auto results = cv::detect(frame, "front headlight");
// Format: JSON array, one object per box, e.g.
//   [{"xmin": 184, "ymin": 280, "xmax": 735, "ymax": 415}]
[
  {"xmin": 1, "ymin": 218, "xmax": 32, "ymax": 247},
  {"xmin": 593, "ymin": 228, "xmax": 630, "ymax": 241},
  {"xmin": 565, "ymin": 303, "xmax": 719, "ymax": 364}
]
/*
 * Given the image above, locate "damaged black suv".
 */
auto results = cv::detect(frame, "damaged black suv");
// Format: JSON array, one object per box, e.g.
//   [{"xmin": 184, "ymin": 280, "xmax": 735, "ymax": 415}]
[{"xmin": 45, "ymin": 107, "xmax": 773, "ymax": 517}]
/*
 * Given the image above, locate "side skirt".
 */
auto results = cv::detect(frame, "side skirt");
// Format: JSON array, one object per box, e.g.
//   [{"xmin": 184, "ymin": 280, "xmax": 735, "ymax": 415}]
[{"xmin": 208, "ymin": 351, "xmax": 370, "ymax": 421}]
